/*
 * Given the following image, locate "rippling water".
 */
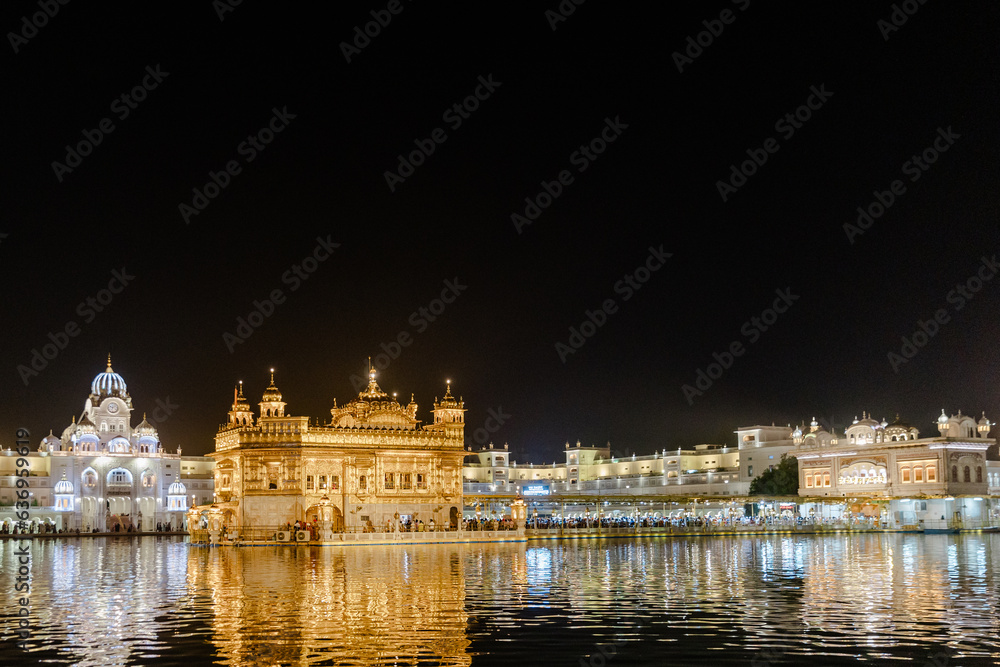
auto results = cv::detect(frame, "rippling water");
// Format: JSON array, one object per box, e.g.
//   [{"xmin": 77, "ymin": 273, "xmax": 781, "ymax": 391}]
[{"xmin": 2, "ymin": 534, "xmax": 999, "ymax": 665}]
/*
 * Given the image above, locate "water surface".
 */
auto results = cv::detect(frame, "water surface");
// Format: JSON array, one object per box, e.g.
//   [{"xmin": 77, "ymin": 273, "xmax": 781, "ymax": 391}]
[{"xmin": 2, "ymin": 534, "xmax": 998, "ymax": 665}]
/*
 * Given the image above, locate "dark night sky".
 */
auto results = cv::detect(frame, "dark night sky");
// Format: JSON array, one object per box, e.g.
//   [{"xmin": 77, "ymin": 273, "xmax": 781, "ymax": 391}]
[{"xmin": 2, "ymin": 1, "xmax": 998, "ymax": 459}]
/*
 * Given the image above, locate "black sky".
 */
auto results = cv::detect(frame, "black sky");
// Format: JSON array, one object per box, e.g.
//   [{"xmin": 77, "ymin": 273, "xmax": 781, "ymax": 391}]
[{"xmin": 3, "ymin": 1, "xmax": 998, "ymax": 459}]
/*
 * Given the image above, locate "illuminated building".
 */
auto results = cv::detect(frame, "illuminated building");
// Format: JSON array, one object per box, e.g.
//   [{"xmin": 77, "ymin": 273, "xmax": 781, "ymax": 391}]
[
  {"xmin": 463, "ymin": 411, "xmax": 1000, "ymax": 528},
  {"xmin": 464, "ymin": 440, "xmax": 747, "ymax": 497},
  {"xmin": 209, "ymin": 366, "xmax": 466, "ymax": 531},
  {"xmin": 791, "ymin": 411, "xmax": 998, "ymax": 527},
  {"xmin": 0, "ymin": 357, "xmax": 214, "ymax": 531}
]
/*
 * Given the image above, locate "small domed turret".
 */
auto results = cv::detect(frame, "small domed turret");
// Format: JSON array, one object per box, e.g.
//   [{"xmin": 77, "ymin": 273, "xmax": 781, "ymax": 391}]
[
  {"xmin": 77, "ymin": 413, "xmax": 97, "ymax": 435},
  {"xmin": 40, "ymin": 430, "xmax": 60, "ymax": 452},
  {"xmin": 54, "ymin": 474, "xmax": 74, "ymax": 495},
  {"xmin": 978, "ymin": 412, "xmax": 992, "ymax": 436},
  {"xmin": 258, "ymin": 369, "xmax": 287, "ymax": 418},
  {"xmin": 134, "ymin": 414, "xmax": 157, "ymax": 436}
]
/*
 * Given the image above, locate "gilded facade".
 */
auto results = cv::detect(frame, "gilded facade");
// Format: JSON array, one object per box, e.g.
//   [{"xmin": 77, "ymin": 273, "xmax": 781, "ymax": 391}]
[{"xmin": 210, "ymin": 367, "xmax": 466, "ymax": 531}]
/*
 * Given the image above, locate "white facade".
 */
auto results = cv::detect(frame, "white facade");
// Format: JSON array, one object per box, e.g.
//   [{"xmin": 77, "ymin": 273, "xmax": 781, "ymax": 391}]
[
  {"xmin": 464, "ymin": 439, "xmax": 746, "ymax": 497},
  {"xmin": 0, "ymin": 358, "xmax": 214, "ymax": 532}
]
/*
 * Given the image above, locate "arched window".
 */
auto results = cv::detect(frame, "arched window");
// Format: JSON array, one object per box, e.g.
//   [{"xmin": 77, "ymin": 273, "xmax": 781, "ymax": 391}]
[
  {"xmin": 107, "ymin": 468, "xmax": 133, "ymax": 486},
  {"xmin": 976, "ymin": 467, "xmax": 982, "ymax": 483},
  {"xmin": 964, "ymin": 466, "xmax": 971, "ymax": 483},
  {"xmin": 952, "ymin": 466, "xmax": 958, "ymax": 482},
  {"xmin": 927, "ymin": 466, "xmax": 936, "ymax": 482},
  {"xmin": 914, "ymin": 467, "xmax": 923, "ymax": 482},
  {"xmin": 83, "ymin": 469, "xmax": 97, "ymax": 488},
  {"xmin": 108, "ymin": 438, "xmax": 129, "ymax": 454}
]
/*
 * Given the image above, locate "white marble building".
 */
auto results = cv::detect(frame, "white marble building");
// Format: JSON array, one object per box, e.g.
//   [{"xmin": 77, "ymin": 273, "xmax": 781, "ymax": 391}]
[{"xmin": 0, "ymin": 358, "xmax": 215, "ymax": 532}]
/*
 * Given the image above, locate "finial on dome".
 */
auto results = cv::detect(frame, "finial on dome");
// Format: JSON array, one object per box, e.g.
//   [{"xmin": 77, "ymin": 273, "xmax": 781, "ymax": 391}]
[
  {"xmin": 106, "ymin": 353, "xmax": 113, "ymax": 372},
  {"xmin": 269, "ymin": 368, "xmax": 275, "ymax": 385}
]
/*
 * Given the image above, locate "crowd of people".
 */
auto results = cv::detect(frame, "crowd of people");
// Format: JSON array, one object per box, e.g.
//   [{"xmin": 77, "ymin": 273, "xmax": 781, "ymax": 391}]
[
  {"xmin": 462, "ymin": 517, "xmax": 518, "ymax": 531},
  {"xmin": 0, "ymin": 522, "xmax": 176, "ymax": 535},
  {"xmin": 0, "ymin": 520, "xmax": 184, "ymax": 535},
  {"xmin": 526, "ymin": 514, "xmax": 882, "ymax": 529},
  {"xmin": 0, "ymin": 522, "xmax": 68, "ymax": 535}
]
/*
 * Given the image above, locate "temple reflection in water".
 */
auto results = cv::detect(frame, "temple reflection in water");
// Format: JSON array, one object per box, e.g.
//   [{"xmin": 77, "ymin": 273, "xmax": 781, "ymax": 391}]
[
  {"xmin": 187, "ymin": 544, "xmax": 476, "ymax": 665},
  {"xmin": 3, "ymin": 535, "xmax": 1000, "ymax": 664}
]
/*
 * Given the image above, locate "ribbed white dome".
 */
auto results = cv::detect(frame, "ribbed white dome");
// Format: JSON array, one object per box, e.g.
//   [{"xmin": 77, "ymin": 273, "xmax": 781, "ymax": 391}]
[
  {"xmin": 54, "ymin": 475, "xmax": 74, "ymax": 494},
  {"xmin": 168, "ymin": 481, "xmax": 187, "ymax": 495},
  {"xmin": 91, "ymin": 356, "xmax": 128, "ymax": 398}
]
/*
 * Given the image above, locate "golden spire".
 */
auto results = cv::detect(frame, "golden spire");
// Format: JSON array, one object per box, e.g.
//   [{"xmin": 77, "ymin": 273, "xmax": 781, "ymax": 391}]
[
  {"xmin": 106, "ymin": 354, "xmax": 113, "ymax": 372},
  {"xmin": 359, "ymin": 359, "xmax": 387, "ymax": 398}
]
